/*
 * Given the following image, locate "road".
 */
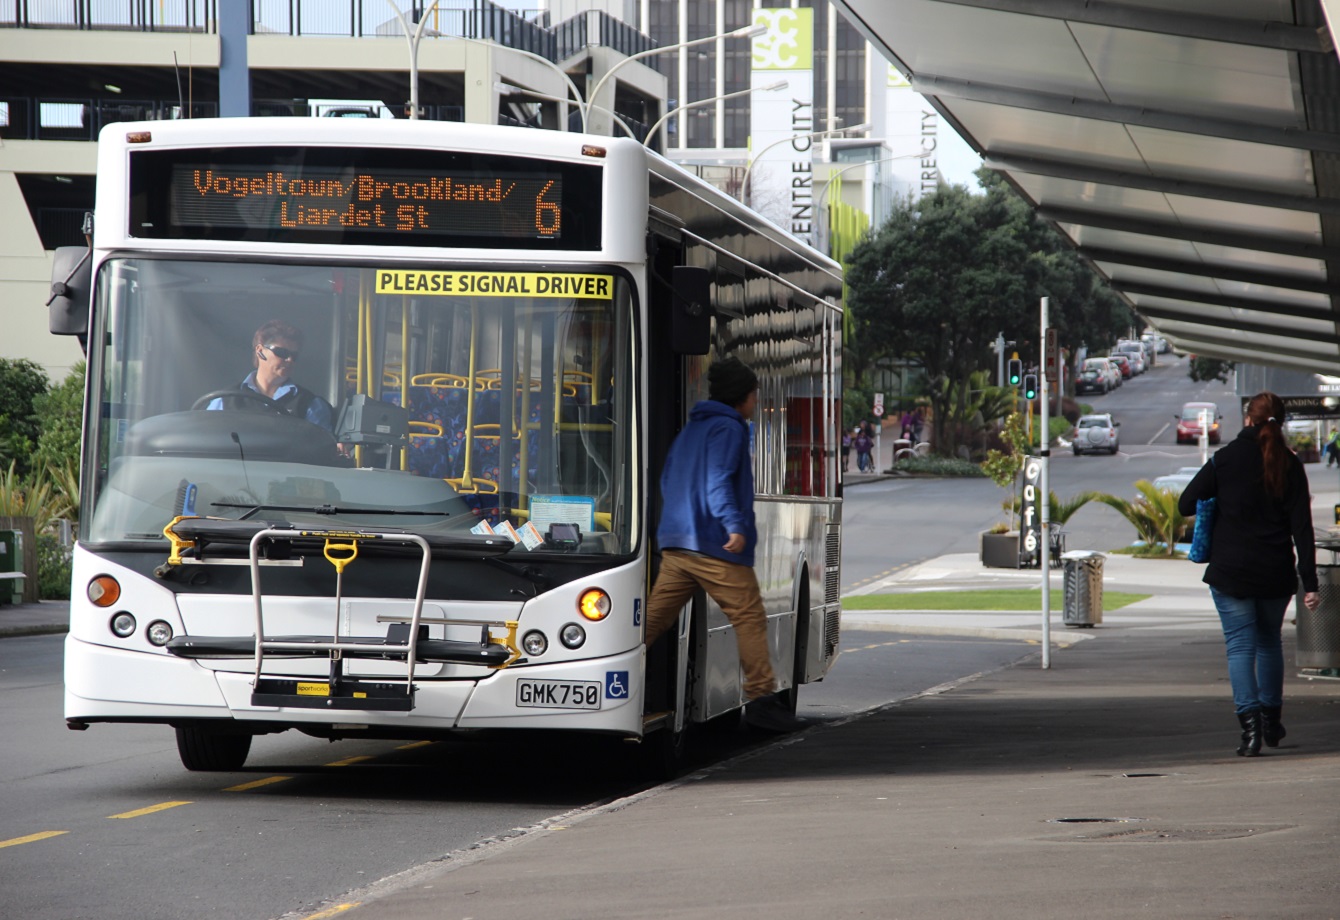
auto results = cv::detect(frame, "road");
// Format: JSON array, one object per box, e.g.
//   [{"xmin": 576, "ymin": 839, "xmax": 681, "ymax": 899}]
[
  {"xmin": 842, "ymin": 353, "xmax": 1236, "ymax": 592},
  {"xmin": 0, "ymin": 354, "xmax": 1227, "ymax": 919}
]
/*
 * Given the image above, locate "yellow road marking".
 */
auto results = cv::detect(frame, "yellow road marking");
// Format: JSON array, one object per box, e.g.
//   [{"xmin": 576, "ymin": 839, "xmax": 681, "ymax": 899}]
[
  {"xmin": 224, "ymin": 776, "xmax": 293, "ymax": 792},
  {"xmin": 396, "ymin": 740, "xmax": 435, "ymax": 750},
  {"xmin": 107, "ymin": 801, "xmax": 192, "ymax": 819},
  {"xmin": 325, "ymin": 755, "xmax": 373, "ymax": 767},
  {"xmin": 301, "ymin": 904, "xmax": 361, "ymax": 919},
  {"xmin": 0, "ymin": 830, "xmax": 68, "ymax": 848}
]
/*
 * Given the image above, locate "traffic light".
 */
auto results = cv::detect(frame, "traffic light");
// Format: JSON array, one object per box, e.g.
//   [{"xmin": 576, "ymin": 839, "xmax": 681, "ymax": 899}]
[
  {"xmin": 1023, "ymin": 374, "xmax": 1038, "ymax": 400},
  {"xmin": 1007, "ymin": 358, "xmax": 1022, "ymax": 388}
]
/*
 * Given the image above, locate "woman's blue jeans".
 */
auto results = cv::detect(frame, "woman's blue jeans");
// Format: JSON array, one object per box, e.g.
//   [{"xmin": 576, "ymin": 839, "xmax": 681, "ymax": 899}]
[{"xmin": 1208, "ymin": 587, "xmax": 1289, "ymax": 714}]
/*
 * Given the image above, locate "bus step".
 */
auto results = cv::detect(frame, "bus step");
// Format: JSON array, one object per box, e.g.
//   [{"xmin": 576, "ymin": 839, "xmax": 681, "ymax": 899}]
[
  {"xmin": 251, "ymin": 677, "xmax": 415, "ymax": 711},
  {"xmin": 642, "ymin": 711, "xmax": 672, "ymax": 732},
  {"xmin": 166, "ymin": 634, "xmax": 512, "ymax": 667}
]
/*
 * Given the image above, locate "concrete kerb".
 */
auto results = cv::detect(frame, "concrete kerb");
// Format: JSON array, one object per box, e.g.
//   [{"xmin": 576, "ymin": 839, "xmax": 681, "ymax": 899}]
[{"xmin": 840, "ymin": 551, "xmax": 1221, "ymax": 643}]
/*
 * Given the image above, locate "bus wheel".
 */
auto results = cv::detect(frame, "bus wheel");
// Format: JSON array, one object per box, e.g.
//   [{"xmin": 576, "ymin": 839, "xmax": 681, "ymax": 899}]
[
  {"xmin": 638, "ymin": 721, "xmax": 688, "ymax": 782},
  {"xmin": 175, "ymin": 726, "xmax": 252, "ymax": 771}
]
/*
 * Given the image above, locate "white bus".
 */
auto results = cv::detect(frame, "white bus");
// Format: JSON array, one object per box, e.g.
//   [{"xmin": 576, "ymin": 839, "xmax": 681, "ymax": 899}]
[{"xmin": 49, "ymin": 118, "xmax": 843, "ymax": 774}]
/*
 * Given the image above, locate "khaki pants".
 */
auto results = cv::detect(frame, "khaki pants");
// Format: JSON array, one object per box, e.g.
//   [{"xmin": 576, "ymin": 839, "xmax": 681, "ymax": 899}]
[{"xmin": 644, "ymin": 549, "xmax": 776, "ymax": 700}]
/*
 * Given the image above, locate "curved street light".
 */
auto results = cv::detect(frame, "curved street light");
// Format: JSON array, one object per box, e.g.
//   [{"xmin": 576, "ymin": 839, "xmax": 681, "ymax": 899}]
[
  {"xmin": 495, "ymin": 82, "xmax": 637, "ymax": 139},
  {"xmin": 642, "ymin": 81, "xmax": 787, "ymax": 150},
  {"xmin": 453, "ymin": 35, "xmax": 587, "ymax": 128},
  {"xmin": 386, "ymin": 0, "xmax": 440, "ymax": 120},
  {"xmin": 740, "ymin": 122, "xmax": 871, "ymax": 205},
  {"xmin": 583, "ymin": 22, "xmax": 766, "ymax": 133}
]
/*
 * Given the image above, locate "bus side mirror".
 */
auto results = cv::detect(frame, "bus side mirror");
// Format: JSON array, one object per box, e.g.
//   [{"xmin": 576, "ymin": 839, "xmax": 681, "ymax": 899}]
[
  {"xmin": 670, "ymin": 266, "xmax": 712, "ymax": 355},
  {"xmin": 48, "ymin": 246, "xmax": 92, "ymax": 339}
]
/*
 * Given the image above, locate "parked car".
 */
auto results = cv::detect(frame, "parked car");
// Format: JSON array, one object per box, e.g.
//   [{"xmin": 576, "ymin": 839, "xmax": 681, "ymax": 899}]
[
  {"xmin": 1152, "ymin": 472, "xmax": 1196, "ymax": 494},
  {"xmin": 1108, "ymin": 353, "xmax": 1133, "ymax": 379},
  {"xmin": 1114, "ymin": 342, "xmax": 1146, "ymax": 373},
  {"xmin": 1176, "ymin": 401, "xmax": 1222, "ymax": 444},
  {"xmin": 1076, "ymin": 358, "xmax": 1113, "ymax": 395},
  {"xmin": 1073, "ymin": 413, "xmax": 1120, "ymax": 455}
]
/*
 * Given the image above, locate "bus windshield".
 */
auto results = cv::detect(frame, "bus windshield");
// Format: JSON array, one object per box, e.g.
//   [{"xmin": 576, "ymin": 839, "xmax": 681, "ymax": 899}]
[{"xmin": 84, "ymin": 257, "xmax": 636, "ymax": 555}]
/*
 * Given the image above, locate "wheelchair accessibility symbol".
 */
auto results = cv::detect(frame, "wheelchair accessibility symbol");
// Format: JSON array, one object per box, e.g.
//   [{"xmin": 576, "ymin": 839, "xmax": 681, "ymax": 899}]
[{"xmin": 605, "ymin": 671, "xmax": 629, "ymax": 700}]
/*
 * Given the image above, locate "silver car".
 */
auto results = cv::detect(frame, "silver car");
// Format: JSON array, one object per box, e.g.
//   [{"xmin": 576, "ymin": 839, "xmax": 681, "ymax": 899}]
[{"xmin": 1073, "ymin": 413, "xmax": 1120, "ymax": 455}]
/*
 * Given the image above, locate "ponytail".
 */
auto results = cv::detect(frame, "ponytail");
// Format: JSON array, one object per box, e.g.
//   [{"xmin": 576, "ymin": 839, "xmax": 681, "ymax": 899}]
[{"xmin": 1245, "ymin": 392, "xmax": 1289, "ymax": 498}]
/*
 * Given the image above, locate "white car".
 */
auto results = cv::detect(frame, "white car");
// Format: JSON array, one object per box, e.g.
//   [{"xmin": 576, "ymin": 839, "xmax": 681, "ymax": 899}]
[
  {"xmin": 1073, "ymin": 413, "xmax": 1120, "ymax": 455},
  {"xmin": 1152, "ymin": 472, "xmax": 1196, "ymax": 494}
]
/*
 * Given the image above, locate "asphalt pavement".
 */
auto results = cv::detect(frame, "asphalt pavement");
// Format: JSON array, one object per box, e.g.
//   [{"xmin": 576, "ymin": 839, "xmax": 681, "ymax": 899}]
[{"xmin": 7, "ymin": 472, "xmax": 1339, "ymax": 919}]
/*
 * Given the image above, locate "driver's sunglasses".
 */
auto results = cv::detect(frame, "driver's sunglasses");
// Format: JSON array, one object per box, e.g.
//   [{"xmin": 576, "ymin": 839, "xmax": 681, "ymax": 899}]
[{"xmin": 264, "ymin": 344, "xmax": 299, "ymax": 361}]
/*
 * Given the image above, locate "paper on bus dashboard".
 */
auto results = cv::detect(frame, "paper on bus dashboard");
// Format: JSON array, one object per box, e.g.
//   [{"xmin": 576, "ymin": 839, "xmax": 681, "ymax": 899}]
[
  {"xmin": 491, "ymin": 519, "xmax": 544, "ymax": 551},
  {"xmin": 470, "ymin": 520, "xmax": 495, "ymax": 536},
  {"xmin": 530, "ymin": 494, "xmax": 596, "ymax": 533}
]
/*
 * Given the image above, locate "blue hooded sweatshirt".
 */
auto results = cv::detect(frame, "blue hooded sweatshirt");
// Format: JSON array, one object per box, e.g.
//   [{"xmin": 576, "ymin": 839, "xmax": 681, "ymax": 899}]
[{"xmin": 656, "ymin": 399, "xmax": 756, "ymax": 567}]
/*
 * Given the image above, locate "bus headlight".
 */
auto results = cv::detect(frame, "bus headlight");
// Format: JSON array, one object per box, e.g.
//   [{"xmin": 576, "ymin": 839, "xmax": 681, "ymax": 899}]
[
  {"xmin": 110, "ymin": 612, "xmax": 137, "ymax": 638},
  {"xmin": 559, "ymin": 623, "xmax": 586, "ymax": 649},
  {"xmin": 578, "ymin": 588, "xmax": 611, "ymax": 621},
  {"xmin": 521, "ymin": 630, "xmax": 548, "ymax": 657},
  {"xmin": 88, "ymin": 575, "xmax": 121, "ymax": 607},
  {"xmin": 146, "ymin": 620, "xmax": 174, "ymax": 647}
]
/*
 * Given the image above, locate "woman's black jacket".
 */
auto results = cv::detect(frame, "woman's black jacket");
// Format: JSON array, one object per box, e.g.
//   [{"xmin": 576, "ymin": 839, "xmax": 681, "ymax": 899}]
[{"xmin": 1178, "ymin": 425, "xmax": 1318, "ymax": 598}]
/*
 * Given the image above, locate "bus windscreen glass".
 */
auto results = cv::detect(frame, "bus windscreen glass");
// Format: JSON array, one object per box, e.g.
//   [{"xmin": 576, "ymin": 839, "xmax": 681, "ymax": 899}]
[{"xmin": 129, "ymin": 147, "xmax": 603, "ymax": 249}]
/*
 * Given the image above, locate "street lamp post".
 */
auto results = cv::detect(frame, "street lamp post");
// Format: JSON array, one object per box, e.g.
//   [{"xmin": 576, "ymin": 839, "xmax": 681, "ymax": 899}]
[
  {"xmin": 642, "ymin": 81, "xmax": 787, "ymax": 150},
  {"xmin": 458, "ymin": 35, "xmax": 586, "ymax": 129},
  {"xmin": 495, "ymin": 83, "xmax": 637, "ymax": 139},
  {"xmin": 740, "ymin": 123, "xmax": 871, "ymax": 206},
  {"xmin": 582, "ymin": 23, "xmax": 766, "ymax": 133},
  {"xmin": 386, "ymin": 0, "xmax": 440, "ymax": 120},
  {"xmin": 812, "ymin": 152, "xmax": 926, "ymax": 253}
]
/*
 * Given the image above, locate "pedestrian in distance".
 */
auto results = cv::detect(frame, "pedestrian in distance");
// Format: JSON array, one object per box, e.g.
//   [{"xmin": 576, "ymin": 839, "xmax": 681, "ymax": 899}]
[
  {"xmin": 643, "ymin": 357, "xmax": 804, "ymax": 733},
  {"xmin": 1178, "ymin": 391, "xmax": 1320, "ymax": 757},
  {"xmin": 841, "ymin": 428, "xmax": 853, "ymax": 471},
  {"xmin": 853, "ymin": 428, "xmax": 873, "ymax": 473},
  {"xmin": 1326, "ymin": 429, "xmax": 1340, "ymax": 468}
]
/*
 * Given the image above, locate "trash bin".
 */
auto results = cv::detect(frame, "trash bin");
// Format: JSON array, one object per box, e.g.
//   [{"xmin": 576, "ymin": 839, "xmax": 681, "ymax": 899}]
[
  {"xmin": 1061, "ymin": 550, "xmax": 1103, "ymax": 627},
  {"xmin": 1296, "ymin": 564, "xmax": 1340, "ymax": 669}
]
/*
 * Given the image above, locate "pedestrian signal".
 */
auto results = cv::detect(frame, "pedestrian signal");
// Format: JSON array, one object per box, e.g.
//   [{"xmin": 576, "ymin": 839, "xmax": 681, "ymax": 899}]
[
  {"xmin": 1007, "ymin": 358, "xmax": 1022, "ymax": 387},
  {"xmin": 1023, "ymin": 374, "xmax": 1038, "ymax": 400}
]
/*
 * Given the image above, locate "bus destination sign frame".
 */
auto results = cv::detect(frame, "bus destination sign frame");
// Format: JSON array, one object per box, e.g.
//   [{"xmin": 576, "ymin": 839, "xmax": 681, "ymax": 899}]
[{"xmin": 129, "ymin": 146, "xmax": 604, "ymax": 250}]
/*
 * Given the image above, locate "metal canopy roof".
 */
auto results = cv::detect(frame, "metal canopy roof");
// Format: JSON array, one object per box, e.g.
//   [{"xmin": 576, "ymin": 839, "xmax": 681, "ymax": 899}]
[{"xmin": 832, "ymin": 0, "xmax": 1340, "ymax": 374}]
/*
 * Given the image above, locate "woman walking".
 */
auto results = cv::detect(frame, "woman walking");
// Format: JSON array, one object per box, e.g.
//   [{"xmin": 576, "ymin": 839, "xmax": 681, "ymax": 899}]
[{"xmin": 1179, "ymin": 392, "xmax": 1320, "ymax": 756}]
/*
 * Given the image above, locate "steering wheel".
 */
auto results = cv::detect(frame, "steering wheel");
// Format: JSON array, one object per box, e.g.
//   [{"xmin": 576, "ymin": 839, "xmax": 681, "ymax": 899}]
[{"xmin": 191, "ymin": 389, "xmax": 286, "ymax": 414}]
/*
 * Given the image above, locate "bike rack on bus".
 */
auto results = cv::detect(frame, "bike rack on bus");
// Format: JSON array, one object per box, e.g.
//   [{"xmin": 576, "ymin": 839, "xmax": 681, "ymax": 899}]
[{"xmin": 163, "ymin": 524, "xmax": 522, "ymax": 712}]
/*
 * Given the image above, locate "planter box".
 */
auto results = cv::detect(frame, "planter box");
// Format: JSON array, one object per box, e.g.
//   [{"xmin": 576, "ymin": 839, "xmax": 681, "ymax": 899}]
[{"xmin": 981, "ymin": 531, "xmax": 1022, "ymax": 569}]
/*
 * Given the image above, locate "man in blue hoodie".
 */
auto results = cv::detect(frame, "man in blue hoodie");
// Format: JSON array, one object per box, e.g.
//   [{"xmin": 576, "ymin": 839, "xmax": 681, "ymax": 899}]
[{"xmin": 643, "ymin": 357, "xmax": 803, "ymax": 732}]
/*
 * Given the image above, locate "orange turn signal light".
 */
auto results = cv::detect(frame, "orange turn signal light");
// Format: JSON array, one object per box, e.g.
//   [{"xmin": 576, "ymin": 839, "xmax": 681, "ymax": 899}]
[
  {"xmin": 88, "ymin": 575, "xmax": 121, "ymax": 607},
  {"xmin": 577, "ymin": 588, "xmax": 611, "ymax": 621}
]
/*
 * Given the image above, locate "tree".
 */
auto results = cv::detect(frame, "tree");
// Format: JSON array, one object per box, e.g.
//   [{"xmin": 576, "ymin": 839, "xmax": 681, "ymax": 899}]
[
  {"xmin": 846, "ymin": 183, "xmax": 1032, "ymax": 450},
  {"xmin": 1189, "ymin": 355, "xmax": 1234, "ymax": 384},
  {"xmin": 33, "ymin": 361, "xmax": 86, "ymax": 474},
  {"xmin": 0, "ymin": 358, "xmax": 50, "ymax": 479}
]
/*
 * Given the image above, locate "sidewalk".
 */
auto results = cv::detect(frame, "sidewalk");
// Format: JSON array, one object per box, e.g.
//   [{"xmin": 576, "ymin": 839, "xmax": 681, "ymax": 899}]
[
  {"xmin": 0, "ymin": 599, "xmax": 69, "ymax": 638},
  {"xmin": 312, "ymin": 551, "xmax": 1338, "ymax": 920}
]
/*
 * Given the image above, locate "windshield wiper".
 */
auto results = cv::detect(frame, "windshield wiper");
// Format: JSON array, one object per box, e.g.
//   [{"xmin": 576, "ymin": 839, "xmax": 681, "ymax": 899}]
[{"xmin": 210, "ymin": 502, "xmax": 450, "ymax": 520}]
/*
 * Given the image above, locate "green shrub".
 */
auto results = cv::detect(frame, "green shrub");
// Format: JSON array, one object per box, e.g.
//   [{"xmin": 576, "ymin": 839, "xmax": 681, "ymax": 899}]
[
  {"xmin": 37, "ymin": 533, "xmax": 72, "ymax": 600},
  {"xmin": 892, "ymin": 455, "xmax": 985, "ymax": 477}
]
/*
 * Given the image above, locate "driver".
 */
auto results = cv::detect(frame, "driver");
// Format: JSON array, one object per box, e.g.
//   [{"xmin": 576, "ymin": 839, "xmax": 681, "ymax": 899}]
[{"xmin": 206, "ymin": 320, "xmax": 335, "ymax": 431}]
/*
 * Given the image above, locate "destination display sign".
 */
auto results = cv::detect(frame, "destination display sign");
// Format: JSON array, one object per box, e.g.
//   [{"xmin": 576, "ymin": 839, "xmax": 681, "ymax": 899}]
[{"xmin": 129, "ymin": 147, "xmax": 603, "ymax": 250}]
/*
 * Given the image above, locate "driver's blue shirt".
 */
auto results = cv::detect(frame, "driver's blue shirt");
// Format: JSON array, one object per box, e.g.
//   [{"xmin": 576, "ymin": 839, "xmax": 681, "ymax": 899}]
[{"xmin": 207, "ymin": 373, "xmax": 335, "ymax": 432}]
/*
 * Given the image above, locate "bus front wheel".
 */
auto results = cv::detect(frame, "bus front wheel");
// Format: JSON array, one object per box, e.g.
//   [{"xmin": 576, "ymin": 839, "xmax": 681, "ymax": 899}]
[{"xmin": 175, "ymin": 725, "xmax": 252, "ymax": 771}]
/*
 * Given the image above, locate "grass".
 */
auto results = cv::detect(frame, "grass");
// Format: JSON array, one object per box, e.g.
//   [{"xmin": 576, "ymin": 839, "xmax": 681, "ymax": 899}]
[{"xmin": 844, "ymin": 588, "xmax": 1150, "ymax": 611}]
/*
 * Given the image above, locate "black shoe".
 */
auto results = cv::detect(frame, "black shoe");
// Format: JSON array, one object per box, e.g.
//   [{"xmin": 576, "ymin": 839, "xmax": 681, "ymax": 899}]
[
  {"xmin": 1262, "ymin": 706, "xmax": 1287, "ymax": 748},
  {"xmin": 1237, "ymin": 709, "xmax": 1263, "ymax": 757},
  {"xmin": 744, "ymin": 693, "xmax": 807, "ymax": 733}
]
